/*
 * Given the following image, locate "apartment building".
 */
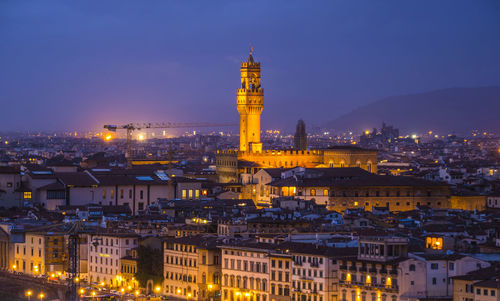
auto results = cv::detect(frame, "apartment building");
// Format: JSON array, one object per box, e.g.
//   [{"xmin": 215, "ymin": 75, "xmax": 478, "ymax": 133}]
[
  {"xmin": 220, "ymin": 244, "xmax": 271, "ymax": 301},
  {"xmin": 13, "ymin": 230, "xmax": 65, "ymax": 275},
  {"xmin": 452, "ymin": 264, "xmax": 500, "ymax": 301},
  {"xmin": 269, "ymin": 253, "xmax": 292, "ymax": 301},
  {"xmin": 87, "ymin": 231, "xmax": 139, "ymax": 287},
  {"xmin": 337, "ymin": 237, "xmax": 490, "ymax": 301},
  {"xmin": 163, "ymin": 235, "xmax": 222, "ymax": 301}
]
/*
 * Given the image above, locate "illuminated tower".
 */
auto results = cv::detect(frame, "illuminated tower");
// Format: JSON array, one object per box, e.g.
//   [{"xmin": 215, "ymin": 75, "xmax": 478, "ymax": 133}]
[{"xmin": 237, "ymin": 47, "xmax": 263, "ymax": 152}]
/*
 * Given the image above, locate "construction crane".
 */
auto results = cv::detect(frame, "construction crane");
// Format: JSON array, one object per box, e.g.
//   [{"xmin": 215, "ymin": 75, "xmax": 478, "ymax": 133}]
[{"xmin": 104, "ymin": 122, "xmax": 237, "ymax": 167}]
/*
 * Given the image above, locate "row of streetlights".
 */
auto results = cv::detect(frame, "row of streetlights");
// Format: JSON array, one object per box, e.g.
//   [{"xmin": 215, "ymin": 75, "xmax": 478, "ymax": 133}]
[{"xmin": 25, "ymin": 290, "xmax": 44, "ymax": 301}]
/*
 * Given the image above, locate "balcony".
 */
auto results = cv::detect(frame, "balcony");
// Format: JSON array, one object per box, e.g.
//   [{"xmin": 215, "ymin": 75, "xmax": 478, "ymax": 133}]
[
  {"xmin": 294, "ymin": 261, "xmax": 303, "ymax": 266},
  {"xmin": 368, "ymin": 268, "xmax": 377, "ymax": 273},
  {"xmin": 380, "ymin": 269, "xmax": 388, "ymax": 274},
  {"xmin": 389, "ymin": 270, "xmax": 398, "ymax": 276},
  {"xmin": 339, "ymin": 280, "xmax": 399, "ymax": 293},
  {"xmin": 311, "ymin": 262, "xmax": 319, "ymax": 268},
  {"xmin": 349, "ymin": 266, "xmax": 357, "ymax": 272},
  {"xmin": 339, "ymin": 265, "xmax": 348, "ymax": 270},
  {"xmin": 359, "ymin": 267, "xmax": 367, "ymax": 272}
]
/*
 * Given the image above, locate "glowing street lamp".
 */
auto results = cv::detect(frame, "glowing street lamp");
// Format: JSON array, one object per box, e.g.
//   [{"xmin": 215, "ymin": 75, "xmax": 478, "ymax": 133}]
[
  {"xmin": 12, "ymin": 264, "xmax": 17, "ymax": 271},
  {"xmin": 155, "ymin": 286, "xmax": 161, "ymax": 293},
  {"xmin": 38, "ymin": 293, "xmax": 44, "ymax": 301},
  {"xmin": 25, "ymin": 290, "xmax": 32, "ymax": 301},
  {"xmin": 91, "ymin": 291, "xmax": 96, "ymax": 300},
  {"xmin": 79, "ymin": 288, "xmax": 85, "ymax": 295},
  {"xmin": 135, "ymin": 290, "xmax": 140, "ymax": 296}
]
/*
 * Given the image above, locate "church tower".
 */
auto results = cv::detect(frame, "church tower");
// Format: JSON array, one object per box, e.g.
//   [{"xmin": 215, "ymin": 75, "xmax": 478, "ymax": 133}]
[{"xmin": 237, "ymin": 47, "xmax": 263, "ymax": 152}]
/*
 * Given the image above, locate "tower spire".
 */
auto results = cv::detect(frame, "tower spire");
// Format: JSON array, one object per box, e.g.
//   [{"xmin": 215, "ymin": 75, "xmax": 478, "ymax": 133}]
[{"xmin": 248, "ymin": 45, "xmax": 255, "ymax": 63}]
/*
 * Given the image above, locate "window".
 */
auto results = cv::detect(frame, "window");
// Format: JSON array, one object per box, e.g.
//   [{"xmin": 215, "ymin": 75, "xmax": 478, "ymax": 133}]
[
  {"xmin": 430, "ymin": 263, "xmax": 439, "ymax": 270},
  {"xmin": 140, "ymin": 190, "xmax": 144, "ymax": 199},
  {"xmin": 432, "ymin": 278, "xmax": 437, "ymax": 285},
  {"xmin": 120, "ymin": 189, "xmax": 124, "ymax": 199},
  {"xmin": 24, "ymin": 192, "xmax": 32, "ymax": 199},
  {"xmin": 110, "ymin": 189, "xmax": 114, "ymax": 199},
  {"xmin": 491, "ymin": 290, "xmax": 496, "ymax": 297},
  {"xmin": 310, "ymin": 189, "xmax": 316, "ymax": 196},
  {"xmin": 409, "ymin": 264, "xmax": 416, "ymax": 271},
  {"xmin": 449, "ymin": 262, "xmax": 454, "ymax": 270},
  {"xmin": 138, "ymin": 202, "xmax": 144, "ymax": 211}
]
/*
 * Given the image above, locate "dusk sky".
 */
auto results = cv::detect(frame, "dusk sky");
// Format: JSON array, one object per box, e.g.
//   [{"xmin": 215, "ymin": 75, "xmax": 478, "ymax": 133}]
[{"xmin": 1, "ymin": 0, "xmax": 500, "ymax": 132}]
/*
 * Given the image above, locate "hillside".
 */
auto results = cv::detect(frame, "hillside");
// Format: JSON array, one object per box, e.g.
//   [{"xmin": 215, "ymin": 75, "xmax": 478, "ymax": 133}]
[{"xmin": 325, "ymin": 87, "xmax": 500, "ymax": 135}]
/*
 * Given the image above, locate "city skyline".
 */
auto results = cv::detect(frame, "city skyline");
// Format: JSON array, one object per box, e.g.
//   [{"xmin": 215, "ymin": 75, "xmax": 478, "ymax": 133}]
[{"xmin": 1, "ymin": 0, "xmax": 500, "ymax": 132}]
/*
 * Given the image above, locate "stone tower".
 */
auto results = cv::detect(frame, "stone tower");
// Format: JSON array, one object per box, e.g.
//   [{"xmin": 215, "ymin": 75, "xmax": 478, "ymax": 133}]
[
  {"xmin": 237, "ymin": 47, "xmax": 263, "ymax": 152},
  {"xmin": 294, "ymin": 119, "xmax": 307, "ymax": 150}
]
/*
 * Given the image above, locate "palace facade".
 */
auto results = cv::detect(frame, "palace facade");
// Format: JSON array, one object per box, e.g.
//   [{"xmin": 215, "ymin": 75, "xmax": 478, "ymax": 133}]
[{"xmin": 216, "ymin": 50, "xmax": 377, "ymax": 183}]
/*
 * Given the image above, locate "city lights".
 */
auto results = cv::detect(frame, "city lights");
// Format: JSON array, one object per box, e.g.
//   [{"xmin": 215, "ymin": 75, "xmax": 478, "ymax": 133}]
[{"xmin": 26, "ymin": 290, "xmax": 32, "ymax": 301}]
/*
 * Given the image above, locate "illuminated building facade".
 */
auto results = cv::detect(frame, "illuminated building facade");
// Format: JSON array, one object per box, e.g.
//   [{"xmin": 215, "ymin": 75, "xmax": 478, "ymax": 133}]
[
  {"xmin": 267, "ymin": 167, "xmax": 450, "ymax": 211},
  {"xmin": 216, "ymin": 50, "xmax": 377, "ymax": 184},
  {"xmin": 13, "ymin": 231, "xmax": 66, "ymax": 276},
  {"xmin": 163, "ymin": 236, "xmax": 222, "ymax": 301},
  {"xmin": 88, "ymin": 232, "xmax": 139, "ymax": 287},
  {"xmin": 238, "ymin": 48, "xmax": 264, "ymax": 153}
]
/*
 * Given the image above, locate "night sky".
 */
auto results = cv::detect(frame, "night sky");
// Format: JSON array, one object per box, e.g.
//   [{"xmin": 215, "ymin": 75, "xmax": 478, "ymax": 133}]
[{"xmin": 1, "ymin": 0, "xmax": 500, "ymax": 132}]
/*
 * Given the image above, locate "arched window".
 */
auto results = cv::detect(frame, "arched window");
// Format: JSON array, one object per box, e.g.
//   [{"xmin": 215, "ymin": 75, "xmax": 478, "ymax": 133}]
[{"xmin": 310, "ymin": 189, "xmax": 316, "ymax": 196}]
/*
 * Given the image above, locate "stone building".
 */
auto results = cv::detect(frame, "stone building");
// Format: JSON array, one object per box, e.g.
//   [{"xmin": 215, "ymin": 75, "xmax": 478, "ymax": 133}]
[
  {"xmin": 216, "ymin": 50, "xmax": 377, "ymax": 184},
  {"xmin": 266, "ymin": 167, "xmax": 450, "ymax": 211},
  {"xmin": 163, "ymin": 235, "xmax": 222, "ymax": 301},
  {"xmin": 293, "ymin": 120, "xmax": 307, "ymax": 151}
]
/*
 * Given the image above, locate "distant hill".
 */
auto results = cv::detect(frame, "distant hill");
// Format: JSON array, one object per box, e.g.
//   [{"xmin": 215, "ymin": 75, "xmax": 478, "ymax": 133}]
[{"xmin": 325, "ymin": 87, "xmax": 500, "ymax": 135}]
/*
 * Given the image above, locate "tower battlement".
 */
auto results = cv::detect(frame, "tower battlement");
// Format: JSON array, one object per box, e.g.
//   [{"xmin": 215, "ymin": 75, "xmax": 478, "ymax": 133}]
[
  {"xmin": 241, "ymin": 62, "xmax": 260, "ymax": 68},
  {"xmin": 236, "ymin": 88, "xmax": 264, "ymax": 94}
]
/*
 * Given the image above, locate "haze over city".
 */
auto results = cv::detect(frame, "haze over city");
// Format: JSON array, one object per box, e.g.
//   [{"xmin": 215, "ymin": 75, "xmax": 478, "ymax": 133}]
[
  {"xmin": 1, "ymin": 0, "xmax": 500, "ymax": 132},
  {"xmin": 1, "ymin": 2, "xmax": 500, "ymax": 301}
]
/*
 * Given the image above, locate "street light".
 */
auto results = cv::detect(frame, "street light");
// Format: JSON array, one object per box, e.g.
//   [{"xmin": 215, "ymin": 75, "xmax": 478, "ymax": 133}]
[
  {"xmin": 155, "ymin": 286, "xmax": 161, "ymax": 293},
  {"xmin": 25, "ymin": 290, "xmax": 32, "ymax": 301},
  {"xmin": 91, "ymin": 291, "xmax": 96, "ymax": 300},
  {"xmin": 79, "ymin": 288, "xmax": 85, "ymax": 295},
  {"xmin": 38, "ymin": 293, "xmax": 44, "ymax": 301}
]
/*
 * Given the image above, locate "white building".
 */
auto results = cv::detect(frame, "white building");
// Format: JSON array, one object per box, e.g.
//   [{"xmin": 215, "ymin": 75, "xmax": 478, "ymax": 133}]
[{"xmin": 87, "ymin": 231, "xmax": 139, "ymax": 287}]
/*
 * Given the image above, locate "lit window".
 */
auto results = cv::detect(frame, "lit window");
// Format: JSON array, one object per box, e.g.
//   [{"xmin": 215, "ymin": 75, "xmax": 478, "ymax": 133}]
[
  {"xmin": 182, "ymin": 190, "xmax": 187, "ymax": 199},
  {"xmin": 310, "ymin": 189, "xmax": 316, "ymax": 196},
  {"xmin": 24, "ymin": 192, "xmax": 32, "ymax": 199}
]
